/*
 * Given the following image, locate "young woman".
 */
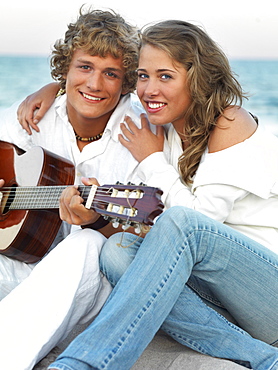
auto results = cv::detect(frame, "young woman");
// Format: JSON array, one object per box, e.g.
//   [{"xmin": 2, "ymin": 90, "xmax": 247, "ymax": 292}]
[{"xmin": 19, "ymin": 20, "xmax": 278, "ymax": 370}]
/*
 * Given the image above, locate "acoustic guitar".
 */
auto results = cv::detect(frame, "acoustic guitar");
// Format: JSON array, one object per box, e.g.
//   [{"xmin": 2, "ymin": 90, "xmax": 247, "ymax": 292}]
[{"xmin": 0, "ymin": 141, "xmax": 164, "ymax": 263}]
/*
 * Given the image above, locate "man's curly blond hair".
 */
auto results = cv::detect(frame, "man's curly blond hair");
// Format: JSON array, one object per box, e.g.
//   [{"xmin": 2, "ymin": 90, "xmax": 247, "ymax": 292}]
[{"xmin": 50, "ymin": 7, "xmax": 139, "ymax": 93}]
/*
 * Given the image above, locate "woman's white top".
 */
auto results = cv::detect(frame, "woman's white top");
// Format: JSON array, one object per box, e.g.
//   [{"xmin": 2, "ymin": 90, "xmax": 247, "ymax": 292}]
[{"xmin": 137, "ymin": 124, "xmax": 278, "ymax": 253}]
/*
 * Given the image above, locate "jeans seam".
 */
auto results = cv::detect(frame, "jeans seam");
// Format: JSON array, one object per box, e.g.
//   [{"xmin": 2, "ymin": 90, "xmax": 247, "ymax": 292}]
[
  {"xmin": 98, "ymin": 242, "xmax": 188, "ymax": 368},
  {"xmin": 98, "ymin": 220, "xmax": 278, "ymax": 368},
  {"xmin": 198, "ymin": 226, "xmax": 278, "ymax": 271},
  {"xmin": 163, "ymin": 303, "xmax": 249, "ymax": 355},
  {"xmin": 186, "ymin": 281, "xmax": 225, "ymax": 308},
  {"xmin": 98, "ymin": 226, "xmax": 241, "ymax": 367},
  {"xmin": 270, "ymin": 361, "xmax": 278, "ymax": 370},
  {"xmin": 162, "ymin": 328, "xmax": 210, "ymax": 355}
]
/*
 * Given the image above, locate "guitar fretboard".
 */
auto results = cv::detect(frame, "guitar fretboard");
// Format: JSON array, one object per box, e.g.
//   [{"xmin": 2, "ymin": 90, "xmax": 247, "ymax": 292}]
[
  {"xmin": 8, "ymin": 186, "xmax": 67, "ymax": 210},
  {"xmin": 1, "ymin": 185, "xmax": 102, "ymax": 211}
]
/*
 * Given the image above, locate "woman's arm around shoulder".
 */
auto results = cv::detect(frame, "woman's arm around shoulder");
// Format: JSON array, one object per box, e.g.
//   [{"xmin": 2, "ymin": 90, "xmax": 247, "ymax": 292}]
[
  {"xmin": 208, "ymin": 106, "xmax": 258, "ymax": 153},
  {"xmin": 17, "ymin": 82, "xmax": 60, "ymax": 135}
]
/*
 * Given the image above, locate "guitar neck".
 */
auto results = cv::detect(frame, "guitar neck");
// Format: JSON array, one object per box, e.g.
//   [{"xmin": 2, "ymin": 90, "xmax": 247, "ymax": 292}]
[
  {"xmin": 4, "ymin": 185, "xmax": 93, "ymax": 210},
  {"xmin": 5, "ymin": 185, "xmax": 69, "ymax": 210},
  {"xmin": 1, "ymin": 183, "xmax": 164, "ymax": 227}
]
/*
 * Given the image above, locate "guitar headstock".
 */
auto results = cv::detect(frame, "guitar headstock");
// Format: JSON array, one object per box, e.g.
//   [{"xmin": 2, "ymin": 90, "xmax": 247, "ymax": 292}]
[{"xmin": 81, "ymin": 183, "xmax": 164, "ymax": 228}]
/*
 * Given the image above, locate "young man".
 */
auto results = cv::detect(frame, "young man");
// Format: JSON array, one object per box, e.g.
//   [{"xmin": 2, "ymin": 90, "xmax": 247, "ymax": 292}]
[{"xmin": 0, "ymin": 8, "xmax": 153, "ymax": 370}]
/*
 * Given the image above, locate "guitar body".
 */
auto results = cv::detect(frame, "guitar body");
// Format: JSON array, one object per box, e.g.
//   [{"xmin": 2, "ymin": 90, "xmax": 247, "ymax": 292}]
[
  {"xmin": 0, "ymin": 141, "xmax": 75, "ymax": 263},
  {"xmin": 0, "ymin": 142, "xmax": 164, "ymax": 263}
]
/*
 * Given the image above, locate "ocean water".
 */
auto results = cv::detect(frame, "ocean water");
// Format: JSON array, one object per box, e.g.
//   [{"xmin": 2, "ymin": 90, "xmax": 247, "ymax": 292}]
[
  {"xmin": 0, "ymin": 55, "xmax": 52, "ymax": 109},
  {"xmin": 230, "ymin": 60, "xmax": 278, "ymax": 134},
  {"xmin": 0, "ymin": 55, "xmax": 278, "ymax": 134}
]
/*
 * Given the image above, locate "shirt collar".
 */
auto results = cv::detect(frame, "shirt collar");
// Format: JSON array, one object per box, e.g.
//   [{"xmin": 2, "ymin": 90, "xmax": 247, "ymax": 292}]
[
  {"xmin": 54, "ymin": 93, "xmax": 132, "ymax": 142},
  {"xmin": 55, "ymin": 94, "xmax": 68, "ymax": 121},
  {"xmin": 104, "ymin": 94, "xmax": 132, "ymax": 142}
]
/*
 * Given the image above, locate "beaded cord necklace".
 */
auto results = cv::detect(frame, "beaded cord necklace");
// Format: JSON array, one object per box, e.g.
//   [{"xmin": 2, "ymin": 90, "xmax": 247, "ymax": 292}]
[
  {"xmin": 56, "ymin": 89, "xmax": 104, "ymax": 143},
  {"xmin": 74, "ymin": 131, "xmax": 104, "ymax": 142}
]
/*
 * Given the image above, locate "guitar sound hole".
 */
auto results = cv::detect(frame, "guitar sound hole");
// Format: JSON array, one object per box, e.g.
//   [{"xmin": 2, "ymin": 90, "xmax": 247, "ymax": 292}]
[{"xmin": 1, "ymin": 184, "xmax": 17, "ymax": 214}]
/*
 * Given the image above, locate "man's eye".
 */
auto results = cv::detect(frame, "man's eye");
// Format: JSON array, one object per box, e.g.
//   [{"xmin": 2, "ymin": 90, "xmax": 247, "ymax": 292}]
[
  {"xmin": 137, "ymin": 73, "xmax": 148, "ymax": 79},
  {"xmin": 106, "ymin": 72, "xmax": 118, "ymax": 78}
]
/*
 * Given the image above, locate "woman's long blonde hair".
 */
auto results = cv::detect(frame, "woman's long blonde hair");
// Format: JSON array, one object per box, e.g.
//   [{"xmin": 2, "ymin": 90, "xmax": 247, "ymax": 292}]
[{"xmin": 141, "ymin": 20, "xmax": 247, "ymax": 184}]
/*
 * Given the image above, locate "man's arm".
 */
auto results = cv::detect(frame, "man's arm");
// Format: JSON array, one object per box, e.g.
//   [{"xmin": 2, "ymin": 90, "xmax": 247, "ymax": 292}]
[{"xmin": 0, "ymin": 102, "xmax": 33, "ymax": 151}]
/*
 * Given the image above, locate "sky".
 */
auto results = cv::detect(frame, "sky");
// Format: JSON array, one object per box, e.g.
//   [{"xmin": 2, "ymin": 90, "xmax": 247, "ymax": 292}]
[{"xmin": 0, "ymin": 0, "xmax": 277, "ymax": 60}]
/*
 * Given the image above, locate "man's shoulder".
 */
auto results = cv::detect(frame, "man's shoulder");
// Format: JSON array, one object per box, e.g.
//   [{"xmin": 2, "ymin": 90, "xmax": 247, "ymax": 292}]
[
  {"xmin": 40, "ymin": 96, "xmax": 65, "ymax": 122},
  {"xmin": 0, "ymin": 101, "xmax": 34, "ymax": 151},
  {"xmin": 0, "ymin": 101, "xmax": 21, "ymax": 121},
  {"xmin": 122, "ymin": 93, "xmax": 145, "ymax": 119},
  {"xmin": 128, "ymin": 93, "xmax": 144, "ymax": 111}
]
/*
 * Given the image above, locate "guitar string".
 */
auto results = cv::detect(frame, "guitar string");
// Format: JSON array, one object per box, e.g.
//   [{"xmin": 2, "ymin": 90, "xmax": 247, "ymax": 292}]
[
  {"xmin": 0, "ymin": 186, "xmax": 140, "ymax": 193},
  {"xmin": 0, "ymin": 197, "xmax": 137, "ymax": 211},
  {"xmin": 0, "ymin": 189, "xmax": 142, "ymax": 203},
  {"xmin": 0, "ymin": 187, "xmax": 141, "ymax": 212},
  {"xmin": 0, "ymin": 187, "xmax": 154, "ymax": 236},
  {"xmin": 116, "ymin": 231, "xmax": 144, "ymax": 249},
  {"xmin": 0, "ymin": 187, "xmax": 145, "ymax": 197},
  {"xmin": 0, "ymin": 186, "xmax": 145, "ymax": 196}
]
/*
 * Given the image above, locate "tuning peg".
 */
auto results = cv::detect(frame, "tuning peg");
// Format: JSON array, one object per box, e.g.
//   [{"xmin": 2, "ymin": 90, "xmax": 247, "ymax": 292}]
[
  {"xmin": 127, "ymin": 181, "xmax": 135, "ymax": 185},
  {"xmin": 139, "ymin": 182, "xmax": 147, "ymax": 186},
  {"xmin": 122, "ymin": 222, "xmax": 131, "ymax": 231},
  {"xmin": 116, "ymin": 181, "xmax": 123, "ymax": 185},
  {"xmin": 112, "ymin": 218, "xmax": 120, "ymax": 228},
  {"xmin": 134, "ymin": 224, "xmax": 141, "ymax": 234}
]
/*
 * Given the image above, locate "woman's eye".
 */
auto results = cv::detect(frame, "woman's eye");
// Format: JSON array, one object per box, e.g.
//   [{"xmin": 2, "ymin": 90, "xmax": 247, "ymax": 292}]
[{"xmin": 161, "ymin": 74, "xmax": 172, "ymax": 80}]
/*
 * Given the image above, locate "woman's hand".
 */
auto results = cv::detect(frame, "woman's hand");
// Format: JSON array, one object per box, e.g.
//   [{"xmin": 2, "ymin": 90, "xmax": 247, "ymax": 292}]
[
  {"xmin": 17, "ymin": 82, "xmax": 60, "ymax": 135},
  {"xmin": 59, "ymin": 177, "xmax": 100, "ymax": 226},
  {"xmin": 0, "ymin": 179, "xmax": 4, "ymax": 187},
  {"xmin": 119, "ymin": 113, "xmax": 164, "ymax": 162}
]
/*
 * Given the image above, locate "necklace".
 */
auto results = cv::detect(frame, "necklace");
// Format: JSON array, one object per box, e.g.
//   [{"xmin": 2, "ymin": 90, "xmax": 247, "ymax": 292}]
[{"xmin": 74, "ymin": 131, "xmax": 104, "ymax": 142}]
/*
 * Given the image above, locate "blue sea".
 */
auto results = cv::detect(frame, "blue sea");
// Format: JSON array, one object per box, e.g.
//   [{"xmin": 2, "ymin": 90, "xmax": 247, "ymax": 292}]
[{"xmin": 0, "ymin": 55, "xmax": 278, "ymax": 134}]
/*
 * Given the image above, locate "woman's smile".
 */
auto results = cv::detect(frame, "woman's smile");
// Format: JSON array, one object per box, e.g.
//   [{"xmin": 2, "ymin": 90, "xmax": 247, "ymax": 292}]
[{"xmin": 137, "ymin": 44, "xmax": 191, "ymax": 132}]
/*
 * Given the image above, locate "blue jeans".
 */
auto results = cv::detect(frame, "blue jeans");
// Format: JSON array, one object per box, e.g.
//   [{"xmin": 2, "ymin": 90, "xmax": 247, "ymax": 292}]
[{"xmin": 50, "ymin": 207, "xmax": 278, "ymax": 370}]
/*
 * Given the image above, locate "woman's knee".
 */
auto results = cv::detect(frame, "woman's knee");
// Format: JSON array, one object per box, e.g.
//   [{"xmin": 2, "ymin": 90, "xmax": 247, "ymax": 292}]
[
  {"xmin": 100, "ymin": 233, "xmax": 141, "ymax": 286},
  {"xmin": 158, "ymin": 206, "xmax": 195, "ymax": 223}
]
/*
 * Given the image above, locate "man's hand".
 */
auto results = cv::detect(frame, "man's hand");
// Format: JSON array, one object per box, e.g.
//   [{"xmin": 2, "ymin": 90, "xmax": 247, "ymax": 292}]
[
  {"xmin": 59, "ymin": 177, "xmax": 100, "ymax": 226},
  {"xmin": 59, "ymin": 177, "xmax": 149, "ymax": 239}
]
